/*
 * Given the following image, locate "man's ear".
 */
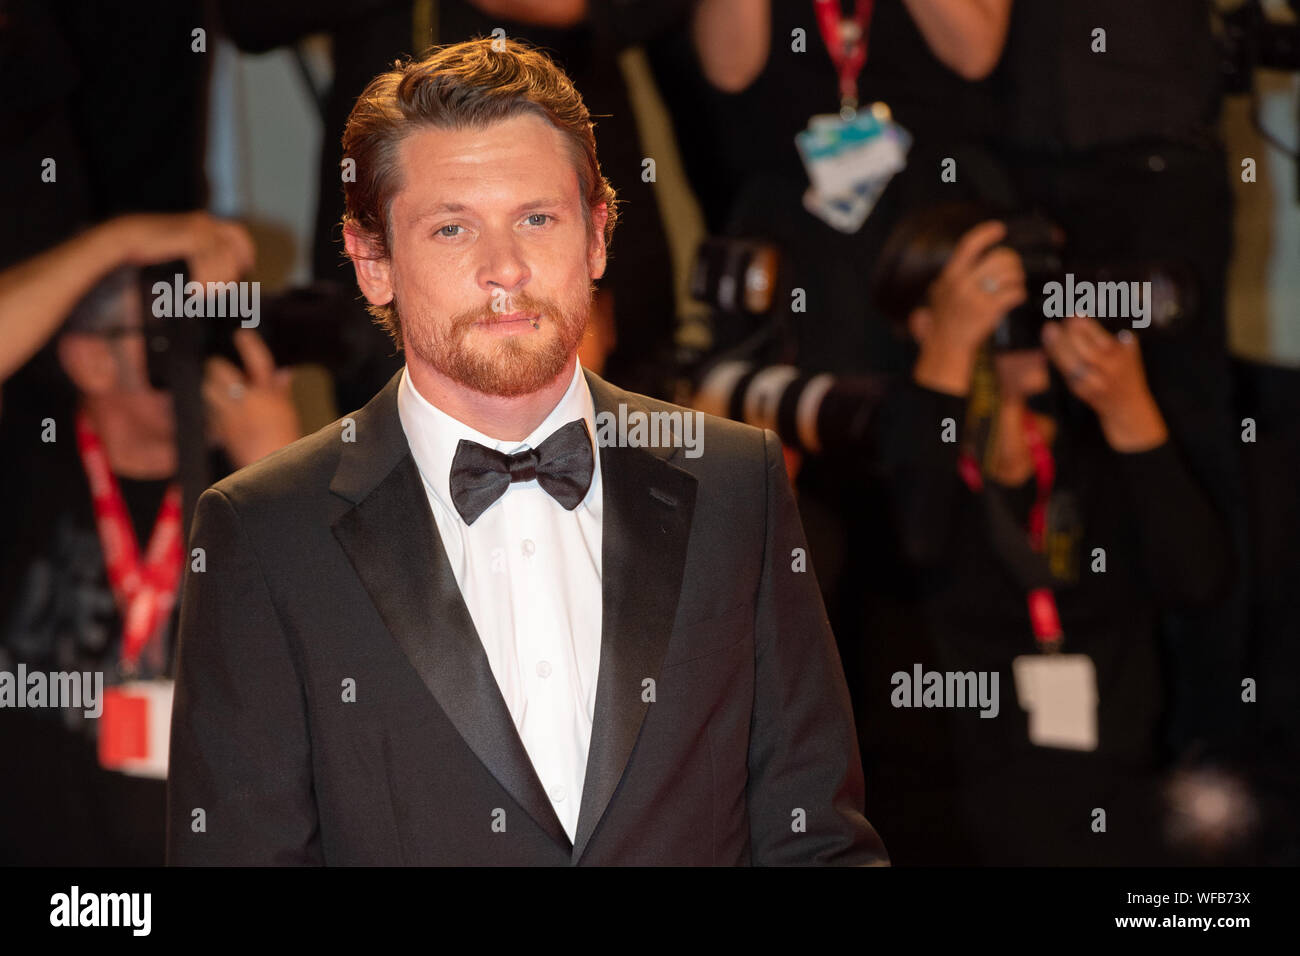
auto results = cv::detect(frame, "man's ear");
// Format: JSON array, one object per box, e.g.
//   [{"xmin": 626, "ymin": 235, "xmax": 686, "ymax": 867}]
[
  {"xmin": 907, "ymin": 306, "xmax": 935, "ymax": 344},
  {"xmin": 587, "ymin": 202, "xmax": 608, "ymax": 281},
  {"xmin": 343, "ymin": 223, "xmax": 395, "ymax": 307},
  {"xmin": 57, "ymin": 334, "xmax": 118, "ymax": 395}
]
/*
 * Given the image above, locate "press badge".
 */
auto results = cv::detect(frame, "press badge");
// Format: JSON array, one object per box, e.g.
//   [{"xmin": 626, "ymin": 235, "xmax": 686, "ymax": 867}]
[
  {"xmin": 98, "ymin": 678, "xmax": 175, "ymax": 779},
  {"xmin": 795, "ymin": 103, "xmax": 911, "ymax": 234},
  {"xmin": 1012, "ymin": 653, "xmax": 1098, "ymax": 751}
]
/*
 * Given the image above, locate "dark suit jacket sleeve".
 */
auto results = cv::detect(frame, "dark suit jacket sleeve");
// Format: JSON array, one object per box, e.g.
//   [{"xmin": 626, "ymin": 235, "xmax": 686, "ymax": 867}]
[
  {"xmin": 166, "ymin": 487, "xmax": 322, "ymax": 865},
  {"xmin": 745, "ymin": 429, "xmax": 889, "ymax": 865}
]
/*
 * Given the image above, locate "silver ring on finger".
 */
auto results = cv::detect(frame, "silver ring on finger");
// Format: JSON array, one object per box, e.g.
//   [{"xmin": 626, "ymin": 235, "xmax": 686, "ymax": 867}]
[
  {"xmin": 227, "ymin": 382, "xmax": 247, "ymax": 401},
  {"xmin": 979, "ymin": 276, "xmax": 1000, "ymax": 294}
]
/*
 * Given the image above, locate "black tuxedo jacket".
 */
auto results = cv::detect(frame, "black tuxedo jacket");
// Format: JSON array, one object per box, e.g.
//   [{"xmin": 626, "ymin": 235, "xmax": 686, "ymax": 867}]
[{"xmin": 166, "ymin": 367, "xmax": 887, "ymax": 865}]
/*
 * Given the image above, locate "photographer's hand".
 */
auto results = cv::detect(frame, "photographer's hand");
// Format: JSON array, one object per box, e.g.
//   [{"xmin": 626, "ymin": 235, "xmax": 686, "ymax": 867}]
[
  {"xmin": 913, "ymin": 221, "xmax": 1027, "ymax": 396},
  {"xmin": 113, "ymin": 211, "xmax": 254, "ymax": 286},
  {"xmin": 0, "ymin": 212, "xmax": 254, "ymax": 392},
  {"xmin": 1042, "ymin": 315, "xmax": 1168, "ymax": 452},
  {"xmin": 203, "ymin": 329, "xmax": 302, "ymax": 468}
]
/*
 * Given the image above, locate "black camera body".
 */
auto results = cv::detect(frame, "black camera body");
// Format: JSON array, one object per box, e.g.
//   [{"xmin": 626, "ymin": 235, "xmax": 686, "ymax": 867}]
[
  {"xmin": 994, "ymin": 213, "xmax": 1199, "ymax": 350},
  {"xmin": 873, "ymin": 204, "xmax": 1199, "ymax": 352},
  {"xmin": 138, "ymin": 261, "xmax": 374, "ymax": 392},
  {"xmin": 1219, "ymin": 0, "xmax": 1300, "ymax": 95}
]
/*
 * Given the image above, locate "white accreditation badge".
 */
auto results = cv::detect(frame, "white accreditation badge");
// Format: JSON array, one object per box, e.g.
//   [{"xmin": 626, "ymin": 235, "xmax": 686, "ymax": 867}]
[{"xmin": 1012, "ymin": 653, "xmax": 1098, "ymax": 751}]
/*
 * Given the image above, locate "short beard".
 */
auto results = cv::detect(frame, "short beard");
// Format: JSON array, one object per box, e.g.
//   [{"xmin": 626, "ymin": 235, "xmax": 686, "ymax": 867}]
[{"xmin": 401, "ymin": 282, "xmax": 593, "ymax": 398}]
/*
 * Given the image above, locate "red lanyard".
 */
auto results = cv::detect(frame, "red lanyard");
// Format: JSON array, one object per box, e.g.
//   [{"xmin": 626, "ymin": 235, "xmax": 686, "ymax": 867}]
[
  {"xmin": 812, "ymin": 0, "xmax": 876, "ymax": 111},
  {"xmin": 958, "ymin": 409, "xmax": 1064, "ymax": 649},
  {"xmin": 75, "ymin": 409, "xmax": 184, "ymax": 672}
]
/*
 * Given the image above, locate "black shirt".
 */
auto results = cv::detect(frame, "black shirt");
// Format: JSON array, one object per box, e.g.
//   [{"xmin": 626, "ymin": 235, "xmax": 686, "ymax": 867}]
[
  {"xmin": 648, "ymin": 1, "xmax": 1009, "ymax": 377},
  {"xmin": 0, "ymin": 395, "xmax": 188, "ymax": 865},
  {"xmin": 997, "ymin": 0, "xmax": 1223, "ymax": 152},
  {"xmin": 651, "ymin": 0, "xmax": 1001, "ymax": 234},
  {"xmin": 0, "ymin": 398, "xmax": 183, "ymax": 699},
  {"xmin": 876, "ymin": 380, "xmax": 1233, "ymax": 772}
]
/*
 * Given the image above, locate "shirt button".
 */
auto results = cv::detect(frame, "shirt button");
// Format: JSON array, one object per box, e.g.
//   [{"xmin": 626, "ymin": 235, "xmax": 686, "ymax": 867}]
[
  {"xmin": 536, "ymin": 660, "xmax": 552, "ymax": 678},
  {"xmin": 521, "ymin": 538, "xmax": 536, "ymax": 557},
  {"xmin": 550, "ymin": 785, "xmax": 566, "ymax": 803}
]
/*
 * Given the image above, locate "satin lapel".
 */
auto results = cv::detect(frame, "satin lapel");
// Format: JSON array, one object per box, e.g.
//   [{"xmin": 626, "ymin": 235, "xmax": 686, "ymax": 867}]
[
  {"xmin": 571, "ymin": 370, "xmax": 698, "ymax": 863},
  {"xmin": 329, "ymin": 371, "xmax": 571, "ymax": 853}
]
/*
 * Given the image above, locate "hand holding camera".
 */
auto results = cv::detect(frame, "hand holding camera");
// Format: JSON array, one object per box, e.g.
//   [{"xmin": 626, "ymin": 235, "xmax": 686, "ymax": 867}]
[
  {"xmin": 111, "ymin": 213, "xmax": 300, "ymax": 466},
  {"xmin": 877, "ymin": 207, "xmax": 1175, "ymax": 455},
  {"xmin": 1041, "ymin": 315, "xmax": 1168, "ymax": 452},
  {"xmin": 202, "ymin": 329, "xmax": 301, "ymax": 469},
  {"xmin": 112, "ymin": 211, "xmax": 255, "ymax": 287},
  {"xmin": 911, "ymin": 220, "xmax": 1027, "ymax": 396}
]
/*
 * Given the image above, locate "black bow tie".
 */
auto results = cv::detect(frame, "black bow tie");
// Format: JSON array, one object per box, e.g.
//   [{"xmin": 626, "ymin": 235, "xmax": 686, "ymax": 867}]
[{"xmin": 448, "ymin": 419, "xmax": 595, "ymax": 525}]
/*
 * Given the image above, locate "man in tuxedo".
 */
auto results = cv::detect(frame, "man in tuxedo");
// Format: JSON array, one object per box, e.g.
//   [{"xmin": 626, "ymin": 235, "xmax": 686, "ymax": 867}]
[{"xmin": 166, "ymin": 37, "xmax": 886, "ymax": 866}]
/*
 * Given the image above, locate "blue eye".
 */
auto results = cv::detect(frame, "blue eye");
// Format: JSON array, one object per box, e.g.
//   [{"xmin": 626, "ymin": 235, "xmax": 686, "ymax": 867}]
[
  {"xmin": 526, "ymin": 214, "xmax": 551, "ymax": 227},
  {"xmin": 437, "ymin": 224, "xmax": 462, "ymax": 237}
]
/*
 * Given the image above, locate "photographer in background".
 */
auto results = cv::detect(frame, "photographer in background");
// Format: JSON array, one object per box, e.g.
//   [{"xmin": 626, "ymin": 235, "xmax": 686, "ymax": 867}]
[
  {"xmin": 0, "ymin": 212, "xmax": 301, "ymax": 865},
  {"xmin": 993, "ymin": 0, "xmax": 1247, "ymax": 761},
  {"xmin": 870, "ymin": 212, "xmax": 1232, "ymax": 864}
]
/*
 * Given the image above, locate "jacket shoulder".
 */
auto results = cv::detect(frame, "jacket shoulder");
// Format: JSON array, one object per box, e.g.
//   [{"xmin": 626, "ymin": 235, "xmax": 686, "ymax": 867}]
[
  {"xmin": 593, "ymin": 378, "xmax": 771, "ymax": 466},
  {"xmin": 208, "ymin": 417, "xmax": 347, "ymax": 512}
]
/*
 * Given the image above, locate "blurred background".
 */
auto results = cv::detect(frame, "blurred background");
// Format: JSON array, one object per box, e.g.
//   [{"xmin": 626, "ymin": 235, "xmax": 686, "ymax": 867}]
[{"xmin": 1, "ymin": 0, "xmax": 1297, "ymax": 866}]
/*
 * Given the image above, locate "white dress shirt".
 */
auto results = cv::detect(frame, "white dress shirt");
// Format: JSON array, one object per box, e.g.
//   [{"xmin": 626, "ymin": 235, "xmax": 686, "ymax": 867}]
[{"xmin": 397, "ymin": 361, "xmax": 603, "ymax": 842}]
